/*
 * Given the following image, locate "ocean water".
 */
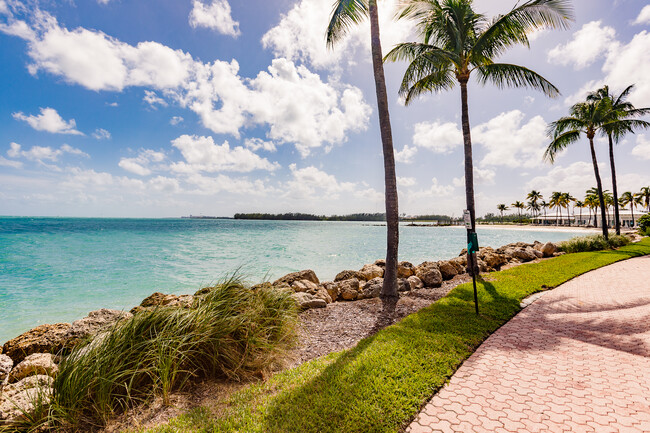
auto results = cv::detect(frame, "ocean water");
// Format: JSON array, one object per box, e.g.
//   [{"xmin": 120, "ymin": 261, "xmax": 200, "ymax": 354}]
[{"xmin": 0, "ymin": 217, "xmax": 586, "ymax": 343}]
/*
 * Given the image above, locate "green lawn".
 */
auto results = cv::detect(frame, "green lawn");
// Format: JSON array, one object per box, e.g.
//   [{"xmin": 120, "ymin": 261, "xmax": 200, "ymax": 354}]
[{"xmin": 138, "ymin": 238, "xmax": 650, "ymax": 433}]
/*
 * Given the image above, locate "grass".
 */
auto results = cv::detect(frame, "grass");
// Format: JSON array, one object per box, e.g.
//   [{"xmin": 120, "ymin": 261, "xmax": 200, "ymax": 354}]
[
  {"xmin": 9, "ymin": 278, "xmax": 299, "ymax": 432},
  {"xmin": 135, "ymin": 237, "xmax": 650, "ymax": 433},
  {"xmin": 557, "ymin": 233, "xmax": 630, "ymax": 253}
]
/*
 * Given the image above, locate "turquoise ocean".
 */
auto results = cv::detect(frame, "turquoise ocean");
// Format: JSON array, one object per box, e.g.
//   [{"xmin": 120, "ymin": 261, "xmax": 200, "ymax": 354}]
[{"xmin": 0, "ymin": 217, "xmax": 586, "ymax": 343}]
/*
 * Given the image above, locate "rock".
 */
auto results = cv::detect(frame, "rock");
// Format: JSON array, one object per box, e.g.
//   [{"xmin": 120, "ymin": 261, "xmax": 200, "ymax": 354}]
[
  {"xmin": 509, "ymin": 248, "xmax": 536, "ymax": 262},
  {"xmin": 531, "ymin": 248, "xmax": 544, "ymax": 259},
  {"xmin": 477, "ymin": 259, "xmax": 488, "ymax": 273},
  {"xmin": 397, "ymin": 261, "xmax": 415, "ymax": 278},
  {"xmin": 407, "ymin": 275, "xmax": 424, "ymax": 290},
  {"xmin": 64, "ymin": 309, "xmax": 132, "ymax": 347},
  {"xmin": 2, "ymin": 323, "xmax": 71, "ymax": 364},
  {"xmin": 360, "ymin": 278, "xmax": 382, "ymax": 299},
  {"xmin": 533, "ymin": 241, "xmax": 544, "ymax": 251},
  {"xmin": 8, "ymin": 354, "xmax": 57, "ymax": 384},
  {"xmin": 290, "ymin": 292, "xmax": 326, "ymax": 310},
  {"xmin": 334, "ymin": 270, "xmax": 364, "ymax": 282},
  {"xmin": 250, "ymin": 282, "xmax": 273, "ymax": 291},
  {"xmin": 0, "ymin": 375, "xmax": 53, "ymax": 422},
  {"xmin": 291, "ymin": 279, "xmax": 320, "ymax": 293},
  {"xmin": 322, "ymin": 282, "xmax": 339, "ymax": 302},
  {"xmin": 541, "ymin": 242, "xmax": 557, "ymax": 257},
  {"xmin": 139, "ymin": 292, "xmax": 194, "ymax": 309},
  {"xmin": 337, "ymin": 279, "xmax": 360, "ymax": 301},
  {"xmin": 398, "ymin": 278, "xmax": 411, "ymax": 292},
  {"xmin": 273, "ymin": 270, "xmax": 320, "ymax": 286},
  {"xmin": 358, "ymin": 264, "xmax": 384, "ymax": 281},
  {"xmin": 437, "ymin": 261, "xmax": 458, "ymax": 280},
  {"xmin": 482, "ymin": 252, "xmax": 508, "ymax": 270},
  {"xmin": 415, "ymin": 262, "xmax": 443, "ymax": 288},
  {"xmin": 313, "ymin": 287, "xmax": 333, "ymax": 304},
  {"xmin": 374, "ymin": 259, "xmax": 386, "ymax": 267},
  {"xmin": 0, "ymin": 355, "xmax": 12, "ymax": 384},
  {"xmin": 448, "ymin": 258, "xmax": 466, "ymax": 274}
]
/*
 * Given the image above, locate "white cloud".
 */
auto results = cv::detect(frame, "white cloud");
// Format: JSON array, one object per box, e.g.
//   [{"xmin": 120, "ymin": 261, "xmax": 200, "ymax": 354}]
[
  {"xmin": 261, "ymin": 0, "xmax": 412, "ymax": 70},
  {"xmin": 97, "ymin": 0, "xmax": 112, "ymax": 4},
  {"xmin": 525, "ymin": 161, "xmax": 605, "ymax": 196},
  {"xmin": 92, "ymin": 128, "xmax": 111, "ymax": 140},
  {"xmin": 412, "ymin": 120, "xmax": 463, "ymax": 154},
  {"xmin": 118, "ymin": 149, "xmax": 166, "ymax": 176},
  {"xmin": 632, "ymin": 134, "xmax": 650, "ymax": 160},
  {"xmin": 170, "ymin": 134, "xmax": 278, "ymax": 173},
  {"xmin": 395, "ymin": 144, "xmax": 418, "ymax": 164},
  {"xmin": 143, "ymin": 90, "xmax": 167, "ymax": 107},
  {"xmin": 475, "ymin": 110, "xmax": 548, "ymax": 169},
  {"xmin": 189, "ymin": 0, "xmax": 240, "ymax": 37},
  {"xmin": 452, "ymin": 168, "xmax": 496, "ymax": 188},
  {"xmin": 13, "ymin": 107, "xmax": 83, "ymax": 135},
  {"xmin": 408, "ymin": 178, "xmax": 455, "ymax": 200},
  {"xmin": 547, "ymin": 21, "xmax": 617, "ymax": 69},
  {"xmin": 8, "ymin": 142, "xmax": 88, "ymax": 163},
  {"xmin": 170, "ymin": 116, "xmax": 184, "ymax": 125},
  {"xmin": 0, "ymin": 155, "xmax": 23, "ymax": 168},
  {"xmin": 397, "ymin": 177, "xmax": 416, "ymax": 188},
  {"xmin": 107, "ymin": 102, "xmax": 119, "ymax": 107},
  {"xmin": 633, "ymin": 5, "xmax": 650, "ymax": 25},
  {"xmin": 285, "ymin": 164, "xmax": 357, "ymax": 200},
  {"xmin": 601, "ymin": 30, "xmax": 650, "ymax": 105},
  {"xmin": 244, "ymin": 138, "xmax": 277, "ymax": 152},
  {"xmin": 184, "ymin": 173, "xmax": 273, "ymax": 196}
]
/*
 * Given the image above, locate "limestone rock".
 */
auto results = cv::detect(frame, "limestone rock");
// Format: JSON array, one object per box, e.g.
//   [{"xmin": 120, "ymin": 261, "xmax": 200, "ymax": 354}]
[
  {"xmin": 291, "ymin": 279, "xmax": 320, "ymax": 293},
  {"xmin": 290, "ymin": 292, "xmax": 326, "ymax": 310},
  {"xmin": 531, "ymin": 248, "xmax": 544, "ymax": 259},
  {"xmin": 415, "ymin": 262, "xmax": 443, "ymax": 288},
  {"xmin": 482, "ymin": 252, "xmax": 508, "ymax": 270},
  {"xmin": 358, "ymin": 264, "xmax": 384, "ymax": 281},
  {"xmin": 541, "ymin": 242, "xmax": 557, "ymax": 257},
  {"xmin": 313, "ymin": 287, "xmax": 333, "ymax": 304},
  {"xmin": 337, "ymin": 279, "xmax": 360, "ymax": 301},
  {"xmin": 2, "ymin": 323, "xmax": 71, "ymax": 364},
  {"xmin": 407, "ymin": 276, "xmax": 424, "ymax": 291},
  {"xmin": 360, "ymin": 278, "xmax": 382, "ymax": 299},
  {"xmin": 396, "ymin": 278, "xmax": 410, "ymax": 292},
  {"xmin": 0, "ymin": 355, "xmax": 12, "ymax": 383},
  {"xmin": 511, "ymin": 248, "xmax": 537, "ymax": 262},
  {"xmin": 437, "ymin": 261, "xmax": 458, "ymax": 280},
  {"xmin": 139, "ymin": 292, "xmax": 194, "ymax": 309},
  {"xmin": 8, "ymin": 354, "xmax": 57, "ymax": 384},
  {"xmin": 273, "ymin": 270, "xmax": 320, "ymax": 286},
  {"xmin": 64, "ymin": 309, "xmax": 132, "ymax": 347},
  {"xmin": 0, "ymin": 375, "xmax": 52, "ymax": 422},
  {"xmin": 250, "ymin": 282, "xmax": 272, "ymax": 291},
  {"xmin": 334, "ymin": 270, "xmax": 364, "ymax": 282},
  {"xmin": 374, "ymin": 259, "xmax": 386, "ymax": 267},
  {"xmin": 397, "ymin": 261, "xmax": 415, "ymax": 278},
  {"xmin": 322, "ymin": 282, "xmax": 339, "ymax": 303}
]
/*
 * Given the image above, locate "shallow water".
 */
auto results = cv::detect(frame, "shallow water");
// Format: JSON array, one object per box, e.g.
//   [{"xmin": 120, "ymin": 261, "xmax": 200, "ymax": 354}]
[{"xmin": 0, "ymin": 217, "xmax": 586, "ymax": 343}]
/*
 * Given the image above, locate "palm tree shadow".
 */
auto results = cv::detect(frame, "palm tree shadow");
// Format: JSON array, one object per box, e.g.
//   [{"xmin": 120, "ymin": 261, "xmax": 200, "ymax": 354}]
[{"xmin": 364, "ymin": 296, "xmax": 398, "ymax": 338}]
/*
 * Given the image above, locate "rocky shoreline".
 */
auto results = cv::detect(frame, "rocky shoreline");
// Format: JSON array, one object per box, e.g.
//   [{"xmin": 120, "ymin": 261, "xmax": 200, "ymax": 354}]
[{"xmin": 0, "ymin": 240, "xmax": 559, "ymax": 424}]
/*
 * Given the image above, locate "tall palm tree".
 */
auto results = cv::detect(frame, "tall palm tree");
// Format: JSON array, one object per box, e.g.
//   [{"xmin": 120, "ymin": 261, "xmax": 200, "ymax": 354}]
[
  {"xmin": 385, "ymin": 0, "xmax": 573, "ymax": 274},
  {"xmin": 526, "ymin": 200, "xmax": 540, "ymax": 219},
  {"xmin": 574, "ymin": 200, "xmax": 585, "ymax": 226},
  {"xmin": 587, "ymin": 85, "xmax": 650, "ymax": 235},
  {"xmin": 618, "ymin": 191, "xmax": 637, "ymax": 228},
  {"xmin": 327, "ymin": 0, "xmax": 400, "ymax": 299},
  {"xmin": 584, "ymin": 193, "xmax": 598, "ymax": 227},
  {"xmin": 602, "ymin": 190, "xmax": 614, "ymax": 228},
  {"xmin": 639, "ymin": 186, "xmax": 650, "ymax": 212},
  {"xmin": 549, "ymin": 191, "xmax": 563, "ymax": 226},
  {"xmin": 545, "ymin": 100, "xmax": 611, "ymax": 239},
  {"xmin": 540, "ymin": 199, "xmax": 548, "ymax": 224},
  {"xmin": 527, "ymin": 190, "xmax": 543, "ymax": 217},
  {"xmin": 512, "ymin": 201, "xmax": 525, "ymax": 222},
  {"xmin": 560, "ymin": 192, "xmax": 575, "ymax": 226},
  {"xmin": 497, "ymin": 203, "xmax": 508, "ymax": 223}
]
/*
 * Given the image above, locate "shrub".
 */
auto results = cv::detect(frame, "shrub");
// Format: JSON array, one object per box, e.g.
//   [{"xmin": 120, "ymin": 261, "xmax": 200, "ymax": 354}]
[
  {"xmin": 638, "ymin": 214, "xmax": 650, "ymax": 235},
  {"xmin": 30, "ymin": 278, "xmax": 299, "ymax": 431},
  {"xmin": 558, "ymin": 234, "xmax": 630, "ymax": 253}
]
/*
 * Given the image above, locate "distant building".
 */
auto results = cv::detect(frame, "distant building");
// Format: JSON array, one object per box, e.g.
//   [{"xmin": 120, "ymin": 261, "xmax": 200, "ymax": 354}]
[{"xmin": 532, "ymin": 210, "xmax": 648, "ymax": 228}]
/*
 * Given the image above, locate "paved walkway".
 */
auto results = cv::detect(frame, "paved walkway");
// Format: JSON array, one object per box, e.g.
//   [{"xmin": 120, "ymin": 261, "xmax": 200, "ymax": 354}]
[{"xmin": 407, "ymin": 255, "xmax": 650, "ymax": 433}]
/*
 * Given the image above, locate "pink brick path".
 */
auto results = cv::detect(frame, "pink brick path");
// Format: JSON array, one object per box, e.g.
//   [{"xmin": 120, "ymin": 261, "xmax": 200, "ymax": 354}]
[{"xmin": 407, "ymin": 255, "xmax": 650, "ymax": 433}]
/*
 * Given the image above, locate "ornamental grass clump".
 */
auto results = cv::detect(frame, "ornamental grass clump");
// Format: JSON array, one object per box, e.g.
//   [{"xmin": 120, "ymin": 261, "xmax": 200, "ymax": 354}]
[
  {"xmin": 32, "ymin": 278, "xmax": 298, "ymax": 431},
  {"xmin": 558, "ymin": 234, "xmax": 630, "ymax": 253}
]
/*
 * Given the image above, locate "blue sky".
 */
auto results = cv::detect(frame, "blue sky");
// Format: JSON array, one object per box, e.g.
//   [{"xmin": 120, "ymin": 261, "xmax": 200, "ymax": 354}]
[{"xmin": 0, "ymin": 0, "xmax": 649, "ymax": 218}]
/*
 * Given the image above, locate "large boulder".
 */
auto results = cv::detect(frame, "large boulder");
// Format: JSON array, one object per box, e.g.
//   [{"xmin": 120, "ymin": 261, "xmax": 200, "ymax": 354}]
[
  {"xmin": 374, "ymin": 259, "xmax": 386, "ymax": 268},
  {"xmin": 334, "ymin": 270, "xmax": 364, "ymax": 282},
  {"xmin": 291, "ymin": 279, "xmax": 320, "ymax": 293},
  {"xmin": 398, "ymin": 278, "xmax": 411, "ymax": 292},
  {"xmin": 511, "ymin": 248, "xmax": 537, "ymax": 262},
  {"xmin": 321, "ymin": 282, "xmax": 339, "ymax": 303},
  {"xmin": 437, "ymin": 261, "xmax": 458, "ymax": 280},
  {"xmin": 397, "ymin": 261, "xmax": 415, "ymax": 278},
  {"xmin": 140, "ymin": 293, "xmax": 193, "ymax": 309},
  {"xmin": 482, "ymin": 252, "xmax": 508, "ymax": 270},
  {"xmin": 541, "ymin": 242, "xmax": 557, "ymax": 257},
  {"xmin": 407, "ymin": 276, "xmax": 424, "ymax": 291},
  {"xmin": 337, "ymin": 279, "xmax": 361, "ymax": 301},
  {"xmin": 8, "ymin": 353, "xmax": 57, "ymax": 384},
  {"xmin": 358, "ymin": 264, "xmax": 384, "ymax": 281},
  {"xmin": 415, "ymin": 262, "xmax": 443, "ymax": 288},
  {"xmin": 273, "ymin": 270, "xmax": 320, "ymax": 286},
  {"xmin": 290, "ymin": 292, "xmax": 326, "ymax": 310},
  {"xmin": 64, "ymin": 309, "xmax": 132, "ymax": 347},
  {"xmin": 2, "ymin": 323, "xmax": 71, "ymax": 364},
  {"xmin": 0, "ymin": 375, "xmax": 53, "ymax": 423},
  {"xmin": 360, "ymin": 278, "xmax": 382, "ymax": 299},
  {"xmin": 0, "ymin": 355, "xmax": 12, "ymax": 384}
]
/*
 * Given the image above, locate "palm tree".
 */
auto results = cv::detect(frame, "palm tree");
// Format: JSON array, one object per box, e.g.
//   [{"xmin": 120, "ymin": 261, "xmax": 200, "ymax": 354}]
[
  {"xmin": 549, "ymin": 191, "xmax": 563, "ymax": 226},
  {"xmin": 619, "ymin": 191, "xmax": 636, "ymax": 228},
  {"xmin": 560, "ymin": 192, "xmax": 575, "ymax": 226},
  {"xmin": 584, "ymin": 188, "xmax": 600, "ymax": 228},
  {"xmin": 587, "ymin": 85, "xmax": 650, "ymax": 235},
  {"xmin": 527, "ymin": 190, "xmax": 543, "ymax": 217},
  {"xmin": 540, "ymin": 199, "xmax": 548, "ymax": 224},
  {"xmin": 639, "ymin": 186, "xmax": 650, "ymax": 212},
  {"xmin": 385, "ymin": 0, "xmax": 573, "ymax": 274},
  {"xmin": 574, "ymin": 200, "xmax": 585, "ymax": 226},
  {"xmin": 327, "ymin": 0, "xmax": 400, "ymax": 299},
  {"xmin": 512, "ymin": 201, "xmax": 525, "ymax": 222},
  {"xmin": 602, "ymin": 190, "xmax": 614, "ymax": 228},
  {"xmin": 545, "ymin": 100, "xmax": 611, "ymax": 239},
  {"xmin": 497, "ymin": 203, "xmax": 508, "ymax": 223},
  {"xmin": 526, "ymin": 200, "xmax": 540, "ymax": 219}
]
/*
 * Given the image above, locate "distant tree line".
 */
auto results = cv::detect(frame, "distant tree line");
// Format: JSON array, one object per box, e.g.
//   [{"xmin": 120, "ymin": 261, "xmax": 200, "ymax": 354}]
[{"xmin": 233, "ymin": 213, "xmax": 388, "ymax": 221}]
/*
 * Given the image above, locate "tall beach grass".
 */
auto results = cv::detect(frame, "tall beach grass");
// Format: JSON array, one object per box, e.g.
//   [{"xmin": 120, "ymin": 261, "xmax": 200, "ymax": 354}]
[{"xmin": 557, "ymin": 233, "xmax": 630, "ymax": 253}]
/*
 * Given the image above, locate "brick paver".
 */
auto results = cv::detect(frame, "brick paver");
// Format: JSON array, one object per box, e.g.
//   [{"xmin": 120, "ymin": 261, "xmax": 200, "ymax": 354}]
[{"xmin": 407, "ymin": 255, "xmax": 650, "ymax": 432}]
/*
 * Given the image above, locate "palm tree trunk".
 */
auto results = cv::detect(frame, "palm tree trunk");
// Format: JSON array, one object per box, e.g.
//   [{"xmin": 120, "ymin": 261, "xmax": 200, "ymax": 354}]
[
  {"xmin": 631, "ymin": 204, "xmax": 635, "ymax": 227},
  {"xmin": 369, "ymin": 0, "xmax": 398, "ymax": 299},
  {"xmin": 588, "ymin": 136, "xmax": 609, "ymax": 239},
  {"xmin": 459, "ymin": 78, "xmax": 478, "ymax": 276},
  {"xmin": 608, "ymin": 134, "xmax": 620, "ymax": 235}
]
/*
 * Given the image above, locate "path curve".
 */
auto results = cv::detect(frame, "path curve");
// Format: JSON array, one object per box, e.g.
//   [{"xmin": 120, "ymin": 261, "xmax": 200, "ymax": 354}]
[{"xmin": 407, "ymin": 255, "xmax": 650, "ymax": 433}]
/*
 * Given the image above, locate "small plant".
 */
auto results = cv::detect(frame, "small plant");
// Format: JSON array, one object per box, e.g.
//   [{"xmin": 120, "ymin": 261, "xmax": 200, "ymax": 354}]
[
  {"xmin": 638, "ymin": 214, "xmax": 650, "ymax": 236},
  {"xmin": 558, "ymin": 234, "xmax": 630, "ymax": 253}
]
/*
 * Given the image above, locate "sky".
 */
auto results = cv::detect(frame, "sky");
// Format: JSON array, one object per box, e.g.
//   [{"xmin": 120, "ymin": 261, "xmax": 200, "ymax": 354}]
[{"xmin": 0, "ymin": 0, "xmax": 649, "ymax": 218}]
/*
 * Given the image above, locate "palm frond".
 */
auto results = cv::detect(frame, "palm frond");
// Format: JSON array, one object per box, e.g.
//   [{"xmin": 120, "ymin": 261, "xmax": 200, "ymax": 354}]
[
  {"xmin": 544, "ymin": 129, "xmax": 582, "ymax": 163},
  {"xmin": 546, "ymin": 116, "xmax": 585, "ymax": 137},
  {"xmin": 326, "ymin": 0, "xmax": 369, "ymax": 49},
  {"xmin": 475, "ymin": 63, "xmax": 560, "ymax": 97},
  {"xmin": 402, "ymin": 61, "xmax": 456, "ymax": 103}
]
